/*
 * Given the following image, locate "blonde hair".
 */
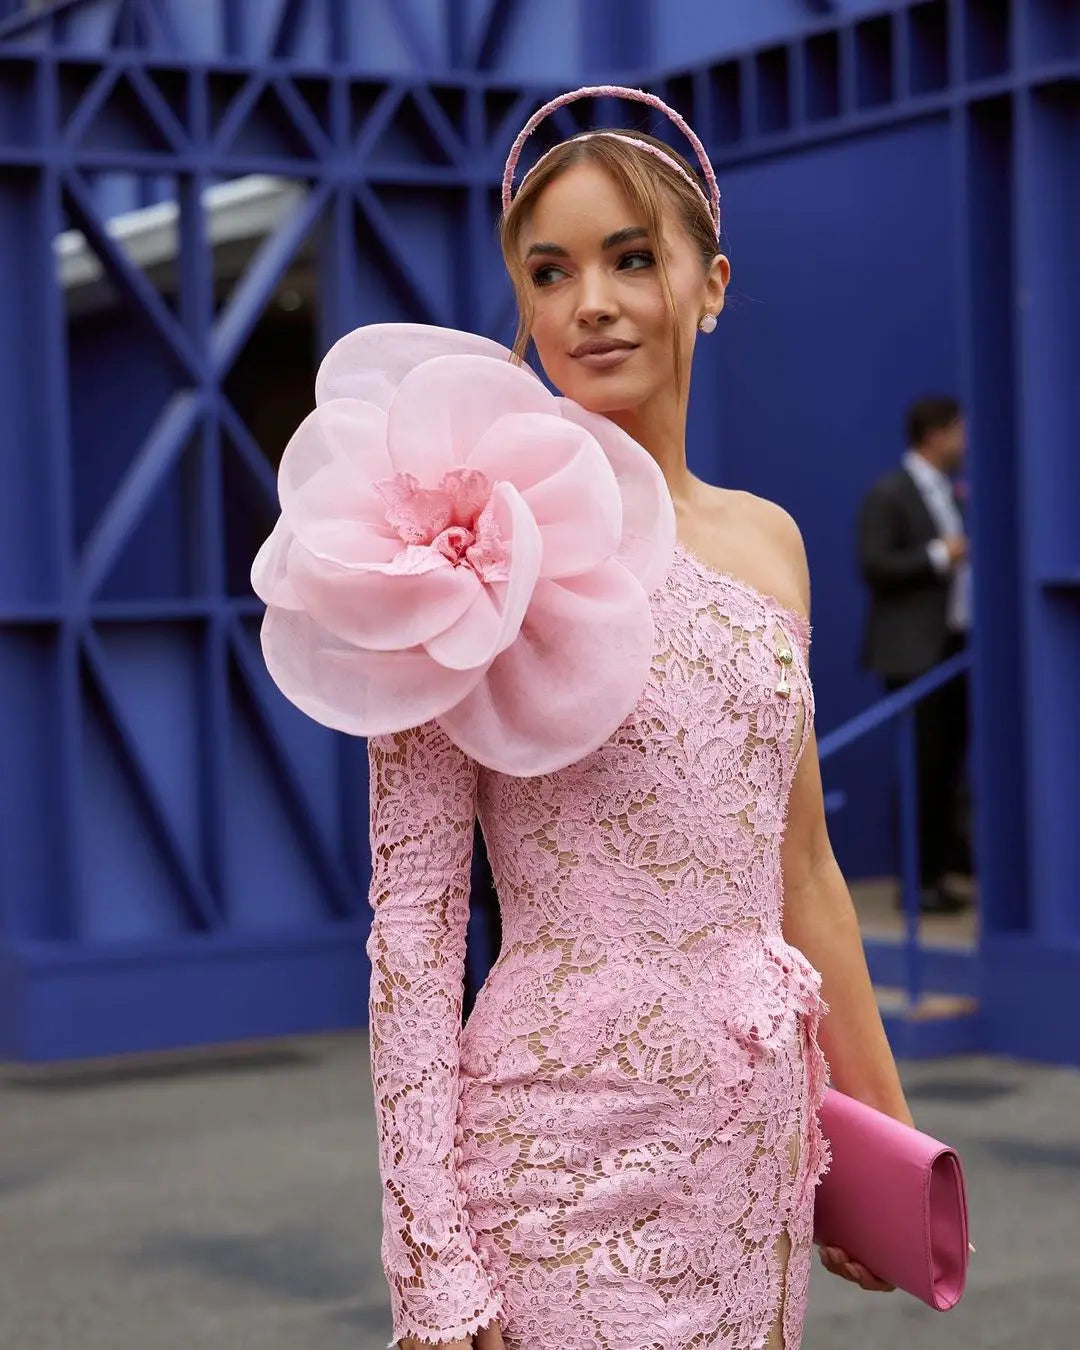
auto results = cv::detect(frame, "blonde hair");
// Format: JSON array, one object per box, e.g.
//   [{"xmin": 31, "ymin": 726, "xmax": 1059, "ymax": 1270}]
[{"xmin": 499, "ymin": 130, "xmax": 720, "ymax": 391}]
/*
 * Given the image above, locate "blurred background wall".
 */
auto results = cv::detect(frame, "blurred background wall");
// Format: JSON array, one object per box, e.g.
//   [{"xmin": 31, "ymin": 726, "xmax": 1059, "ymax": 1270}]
[{"xmin": 0, "ymin": 0, "xmax": 1077, "ymax": 1063}]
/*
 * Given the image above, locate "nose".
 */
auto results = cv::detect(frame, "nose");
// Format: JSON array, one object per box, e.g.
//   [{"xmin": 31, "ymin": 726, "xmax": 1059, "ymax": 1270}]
[{"xmin": 574, "ymin": 266, "xmax": 618, "ymax": 327}]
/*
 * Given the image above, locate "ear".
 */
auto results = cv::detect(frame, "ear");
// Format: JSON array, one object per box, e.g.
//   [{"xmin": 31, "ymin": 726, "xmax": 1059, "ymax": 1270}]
[{"xmin": 705, "ymin": 253, "xmax": 731, "ymax": 316}]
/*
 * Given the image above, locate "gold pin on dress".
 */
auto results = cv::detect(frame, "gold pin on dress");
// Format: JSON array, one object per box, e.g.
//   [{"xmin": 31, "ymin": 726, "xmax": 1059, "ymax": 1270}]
[{"xmin": 775, "ymin": 643, "xmax": 794, "ymax": 698}]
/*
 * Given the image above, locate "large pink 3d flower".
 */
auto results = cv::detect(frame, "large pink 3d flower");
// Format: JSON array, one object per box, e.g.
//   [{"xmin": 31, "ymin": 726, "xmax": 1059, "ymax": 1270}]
[{"xmin": 251, "ymin": 323, "xmax": 675, "ymax": 776}]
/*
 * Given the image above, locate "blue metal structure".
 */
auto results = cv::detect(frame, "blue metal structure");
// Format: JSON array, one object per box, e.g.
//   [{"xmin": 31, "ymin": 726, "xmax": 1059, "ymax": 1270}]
[
  {"xmin": 0, "ymin": 0, "xmax": 1077, "ymax": 1063},
  {"xmin": 818, "ymin": 653, "xmax": 979, "ymax": 1056}
]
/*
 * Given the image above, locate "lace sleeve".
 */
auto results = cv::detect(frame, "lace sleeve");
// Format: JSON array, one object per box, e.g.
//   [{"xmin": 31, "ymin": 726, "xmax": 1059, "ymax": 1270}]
[{"xmin": 366, "ymin": 723, "xmax": 501, "ymax": 1345}]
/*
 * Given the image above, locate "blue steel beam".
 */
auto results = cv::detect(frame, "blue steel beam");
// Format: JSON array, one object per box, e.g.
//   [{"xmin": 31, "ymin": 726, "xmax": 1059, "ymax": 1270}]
[
  {"xmin": 465, "ymin": 0, "xmax": 521, "ymax": 72},
  {"xmin": 126, "ymin": 63, "xmax": 188, "ymax": 148},
  {"xmin": 61, "ymin": 170, "xmax": 199, "ymax": 375},
  {"xmin": 227, "ymin": 618, "xmax": 359, "ymax": 918},
  {"xmin": 218, "ymin": 398, "xmax": 279, "ymax": 509},
  {"xmin": 272, "ymin": 74, "xmax": 333, "ymax": 156},
  {"xmin": 209, "ymin": 181, "xmax": 331, "ymax": 377},
  {"xmin": 76, "ymin": 392, "xmax": 203, "ymax": 601},
  {"xmin": 79, "ymin": 624, "xmax": 220, "ymax": 930},
  {"xmin": 352, "ymin": 179, "xmax": 450, "ymax": 326},
  {"xmin": 384, "ymin": 0, "xmax": 439, "ymax": 72}
]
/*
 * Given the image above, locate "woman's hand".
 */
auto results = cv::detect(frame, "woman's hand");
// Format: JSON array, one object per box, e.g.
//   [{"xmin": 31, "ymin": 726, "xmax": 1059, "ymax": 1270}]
[
  {"xmin": 397, "ymin": 1322, "xmax": 505, "ymax": 1350},
  {"xmin": 819, "ymin": 1245, "xmax": 895, "ymax": 1293}
]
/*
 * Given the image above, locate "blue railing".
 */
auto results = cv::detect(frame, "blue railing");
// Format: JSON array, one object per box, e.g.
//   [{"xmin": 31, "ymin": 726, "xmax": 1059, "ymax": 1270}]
[{"xmin": 817, "ymin": 650, "xmax": 972, "ymax": 1010}]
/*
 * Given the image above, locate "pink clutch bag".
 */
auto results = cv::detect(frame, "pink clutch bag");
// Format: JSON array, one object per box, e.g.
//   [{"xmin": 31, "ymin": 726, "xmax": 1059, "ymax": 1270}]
[{"xmin": 813, "ymin": 1088, "xmax": 970, "ymax": 1311}]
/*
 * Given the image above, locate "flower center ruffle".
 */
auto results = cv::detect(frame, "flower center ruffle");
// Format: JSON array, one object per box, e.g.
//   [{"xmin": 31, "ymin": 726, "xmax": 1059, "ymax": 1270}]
[{"xmin": 375, "ymin": 469, "xmax": 509, "ymax": 579}]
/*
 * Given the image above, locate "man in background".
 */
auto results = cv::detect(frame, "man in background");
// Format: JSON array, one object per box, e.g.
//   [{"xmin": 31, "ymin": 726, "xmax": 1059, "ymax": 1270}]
[{"xmin": 858, "ymin": 395, "xmax": 972, "ymax": 915}]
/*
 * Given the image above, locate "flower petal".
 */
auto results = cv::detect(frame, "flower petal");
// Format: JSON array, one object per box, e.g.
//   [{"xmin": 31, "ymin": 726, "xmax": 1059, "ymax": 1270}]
[
  {"xmin": 260, "ymin": 605, "xmax": 482, "ymax": 736},
  {"xmin": 424, "ymin": 483, "xmax": 542, "ymax": 670},
  {"xmin": 287, "ymin": 540, "xmax": 485, "ymax": 653},
  {"xmin": 315, "ymin": 323, "xmax": 522, "ymax": 411},
  {"xmin": 387, "ymin": 354, "xmax": 555, "ymax": 480},
  {"xmin": 291, "ymin": 504, "xmax": 401, "ymax": 568},
  {"xmin": 279, "ymin": 400, "xmax": 399, "ymax": 564},
  {"xmin": 556, "ymin": 399, "xmax": 676, "ymax": 593},
  {"xmin": 467, "ymin": 413, "xmax": 621, "ymax": 579},
  {"xmin": 437, "ymin": 560, "xmax": 654, "ymax": 775},
  {"xmin": 250, "ymin": 515, "xmax": 303, "ymax": 610}
]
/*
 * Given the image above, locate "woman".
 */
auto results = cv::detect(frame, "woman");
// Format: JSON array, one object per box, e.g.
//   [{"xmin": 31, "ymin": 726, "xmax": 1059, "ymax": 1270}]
[{"xmin": 254, "ymin": 87, "xmax": 912, "ymax": 1350}]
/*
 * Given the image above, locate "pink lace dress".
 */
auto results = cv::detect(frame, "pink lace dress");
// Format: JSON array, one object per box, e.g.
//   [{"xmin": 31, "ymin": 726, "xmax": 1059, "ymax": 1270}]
[{"xmin": 367, "ymin": 541, "xmax": 830, "ymax": 1350}]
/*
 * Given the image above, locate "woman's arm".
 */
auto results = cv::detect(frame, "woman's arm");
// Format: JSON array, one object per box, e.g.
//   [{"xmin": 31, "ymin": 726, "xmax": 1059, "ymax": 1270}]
[
  {"xmin": 367, "ymin": 724, "xmax": 502, "ymax": 1348},
  {"xmin": 771, "ymin": 508, "xmax": 911, "ymax": 1123},
  {"xmin": 780, "ymin": 724, "xmax": 911, "ymax": 1294},
  {"xmin": 774, "ymin": 517, "xmax": 912, "ymax": 1294},
  {"xmin": 780, "ymin": 727, "xmax": 913, "ymax": 1127}
]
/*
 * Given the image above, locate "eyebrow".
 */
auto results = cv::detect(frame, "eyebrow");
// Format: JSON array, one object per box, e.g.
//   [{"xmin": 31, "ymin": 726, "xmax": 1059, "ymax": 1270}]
[{"xmin": 523, "ymin": 226, "xmax": 650, "ymax": 261}]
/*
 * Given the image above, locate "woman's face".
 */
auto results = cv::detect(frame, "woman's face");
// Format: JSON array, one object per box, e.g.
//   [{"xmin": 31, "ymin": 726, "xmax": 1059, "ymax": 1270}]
[{"xmin": 517, "ymin": 160, "xmax": 729, "ymax": 416}]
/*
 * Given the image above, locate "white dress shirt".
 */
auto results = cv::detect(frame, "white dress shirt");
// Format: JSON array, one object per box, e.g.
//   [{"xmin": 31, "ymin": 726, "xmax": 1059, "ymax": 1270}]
[{"xmin": 902, "ymin": 450, "xmax": 971, "ymax": 634}]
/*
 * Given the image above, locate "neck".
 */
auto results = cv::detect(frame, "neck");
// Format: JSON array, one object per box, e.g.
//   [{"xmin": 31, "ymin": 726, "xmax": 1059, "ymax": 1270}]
[
  {"xmin": 913, "ymin": 445, "xmax": 948, "ymax": 474},
  {"xmin": 606, "ymin": 387, "xmax": 696, "ymax": 506}
]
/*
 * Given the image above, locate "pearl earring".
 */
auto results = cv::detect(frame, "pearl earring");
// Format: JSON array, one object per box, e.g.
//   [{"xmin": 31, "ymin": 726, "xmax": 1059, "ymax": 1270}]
[{"xmin": 698, "ymin": 313, "xmax": 717, "ymax": 334}]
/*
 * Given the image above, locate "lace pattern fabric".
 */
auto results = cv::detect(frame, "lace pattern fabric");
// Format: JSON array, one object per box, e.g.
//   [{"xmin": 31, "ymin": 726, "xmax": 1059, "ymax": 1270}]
[{"xmin": 367, "ymin": 545, "xmax": 829, "ymax": 1348}]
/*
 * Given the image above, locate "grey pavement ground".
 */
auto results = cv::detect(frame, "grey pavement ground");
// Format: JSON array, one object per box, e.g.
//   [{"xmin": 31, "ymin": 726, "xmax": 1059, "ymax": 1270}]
[{"xmin": 2, "ymin": 1034, "xmax": 1079, "ymax": 1350}]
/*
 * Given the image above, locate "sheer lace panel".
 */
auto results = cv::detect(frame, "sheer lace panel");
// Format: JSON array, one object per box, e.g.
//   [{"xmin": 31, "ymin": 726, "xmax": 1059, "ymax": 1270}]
[
  {"xmin": 368, "ymin": 548, "xmax": 829, "ymax": 1349},
  {"xmin": 367, "ymin": 727, "xmax": 501, "ymax": 1345}
]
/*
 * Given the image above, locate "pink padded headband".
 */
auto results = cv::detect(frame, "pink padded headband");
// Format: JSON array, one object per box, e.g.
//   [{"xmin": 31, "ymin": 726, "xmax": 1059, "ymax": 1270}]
[{"xmin": 502, "ymin": 85, "xmax": 721, "ymax": 238}]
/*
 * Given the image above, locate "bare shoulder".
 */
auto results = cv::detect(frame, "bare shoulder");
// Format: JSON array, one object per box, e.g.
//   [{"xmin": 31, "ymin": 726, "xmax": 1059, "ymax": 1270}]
[
  {"xmin": 693, "ymin": 484, "xmax": 811, "ymax": 614},
  {"xmin": 736, "ymin": 491, "xmax": 805, "ymax": 555},
  {"xmin": 738, "ymin": 491, "xmax": 810, "ymax": 609}
]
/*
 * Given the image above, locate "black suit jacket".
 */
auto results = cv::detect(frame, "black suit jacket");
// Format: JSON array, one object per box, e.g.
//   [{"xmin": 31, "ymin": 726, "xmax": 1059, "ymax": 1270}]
[{"xmin": 857, "ymin": 466, "xmax": 953, "ymax": 681}]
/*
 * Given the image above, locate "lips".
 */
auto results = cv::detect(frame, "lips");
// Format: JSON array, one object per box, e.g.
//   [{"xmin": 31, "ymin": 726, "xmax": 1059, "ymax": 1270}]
[{"xmin": 570, "ymin": 339, "xmax": 638, "ymax": 358}]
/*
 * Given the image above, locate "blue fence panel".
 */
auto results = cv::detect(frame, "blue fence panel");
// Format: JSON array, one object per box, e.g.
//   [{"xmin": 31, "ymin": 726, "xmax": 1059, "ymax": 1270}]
[{"xmin": 0, "ymin": 0, "xmax": 1077, "ymax": 1063}]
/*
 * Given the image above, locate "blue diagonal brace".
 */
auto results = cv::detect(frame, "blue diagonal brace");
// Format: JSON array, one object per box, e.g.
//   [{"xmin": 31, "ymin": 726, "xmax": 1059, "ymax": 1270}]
[
  {"xmin": 78, "ymin": 390, "xmax": 202, "ymax": 600},
  {"xmin": 0, "ymin": 0, "xmax": 86, "ymax": 39},
  {"xmin": 63, "ymin": 62, "xmax": 123, "ymax": 146},
  {"xmin": 210, "ymin": 179, "xmax": 331, "ymax": 378},
  {"xmin": 269, "ymin": 0, "xmax": 309, "ymax": 61},
  {"xmin": 228, "ymin": 618, "xmax": 359, "ymax": 918},
  {"xmin": 210, "ymin": 70, "xmax": 266, "ymax": 155},
  {"xmin": 141, "ymin": 0, "xmax": 183, "ymax": 48},
  {"xmin": 126, "ymin": 61, "xmax": 189, "ymax": 149},
  {"xmin": 352, "ymin": 179, "xmax": 450, "ymax": 327},
  {"xmin": 485, "ymin": 87, "xmax": 536, "ymax": 167},
  {"xmin": 61, "ymin": 169, "xmax": 200, "ymax": 378},
  {"xmin": 79, "ymin": 625, "xmax": 220, "ymax": 931},
  {"xmin": 411, "ymin": 84, "xmax": 465, "ymax": 164},
  {"xmin": 354, "ymin": 83, "xmax": 407, "ymax": 159},
  {"xmin": 273, "ymin": 75, "xmax": 332, "ymax": 156},
  {"xmin": 386, "ymin": 0, "xmax": 438, "ymax": 69},
  {"xmin": 467, "ymin": 0, "xmax": 521, "ymax": 70},
  {"xmin": 219, "ymin": 397, "xmax": 280, "ymax": 512}
]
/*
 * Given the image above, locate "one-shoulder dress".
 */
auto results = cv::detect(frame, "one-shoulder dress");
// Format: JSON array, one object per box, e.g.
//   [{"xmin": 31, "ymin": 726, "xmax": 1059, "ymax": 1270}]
[{"xmin": 367, "ymin": 540, "xmax": 830, "ymax": 1350}]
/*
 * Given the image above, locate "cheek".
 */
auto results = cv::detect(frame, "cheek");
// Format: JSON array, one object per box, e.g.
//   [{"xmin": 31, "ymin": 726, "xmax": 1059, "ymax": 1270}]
[
  {"xmin": 622, "ymin": 278, "xmax": 671, "ymax": 339},
  {"xmin": 527, "ymin": 305, "xmax": 574, "ymax": 392},
  {"xmin": 671, "ymin": 274, "xmax": 705, "ymax": 330},
  {"xmin": 528, "ymin": 310, "xmax": 562, "ymax": 373},
  {"xmin": 636, "ymin": 279, "xmax": 699, "ymax": 356}
]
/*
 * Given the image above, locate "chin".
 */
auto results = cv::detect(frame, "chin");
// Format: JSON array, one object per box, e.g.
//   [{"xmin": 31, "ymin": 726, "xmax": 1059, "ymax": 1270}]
[{"xmin": 551, "ymin": 368, "xmax": 657, "ymax": 417}]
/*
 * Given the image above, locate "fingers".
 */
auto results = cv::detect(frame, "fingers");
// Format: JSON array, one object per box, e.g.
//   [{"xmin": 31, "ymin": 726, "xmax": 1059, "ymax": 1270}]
[
  {"xmin": 819, "ymin": 1246, "xmax": 896, "ymax": 1294},
  {"xmin": 475, "ymin": 1322, "xmax": 506, "ymax": 1349}
]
